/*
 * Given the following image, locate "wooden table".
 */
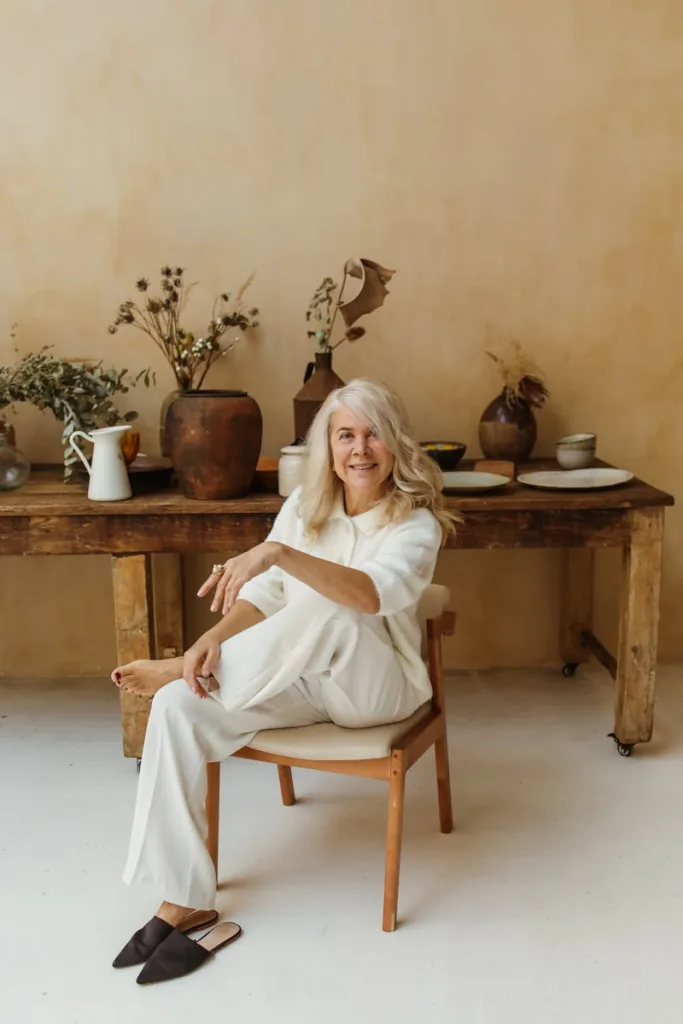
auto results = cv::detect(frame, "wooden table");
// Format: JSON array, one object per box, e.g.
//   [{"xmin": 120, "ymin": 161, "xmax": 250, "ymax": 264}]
[{"xmin": 0, "ymin": 461, "xmax": 673, "ymax": 759}]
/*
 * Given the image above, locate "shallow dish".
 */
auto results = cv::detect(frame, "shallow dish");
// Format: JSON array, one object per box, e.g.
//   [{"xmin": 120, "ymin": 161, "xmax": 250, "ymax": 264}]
[
  {"xmin": 441, "ymin": 471, "xmax": 511, "ymax": 492},
  {"xmin": 517, "ymin": 468, "xmax": 633, "ymax": 490}
]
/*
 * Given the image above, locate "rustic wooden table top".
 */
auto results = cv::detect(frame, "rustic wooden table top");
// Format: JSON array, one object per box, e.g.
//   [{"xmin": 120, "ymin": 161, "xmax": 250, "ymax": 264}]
[{"xmin": 0, "ymin": 460, "xmax": 673, "ymax": 517}]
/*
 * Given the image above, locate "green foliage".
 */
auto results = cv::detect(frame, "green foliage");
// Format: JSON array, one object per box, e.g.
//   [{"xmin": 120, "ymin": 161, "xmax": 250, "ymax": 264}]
[{"xmin": 0, "ymin": 348, "xmax": 153, "ymax": 480}]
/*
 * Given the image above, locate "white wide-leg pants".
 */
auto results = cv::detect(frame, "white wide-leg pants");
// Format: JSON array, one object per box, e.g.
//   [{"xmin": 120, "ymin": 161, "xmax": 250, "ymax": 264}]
[{"xmin": 122, "ymin": 595, "xmax": 423, "ymax": 908}]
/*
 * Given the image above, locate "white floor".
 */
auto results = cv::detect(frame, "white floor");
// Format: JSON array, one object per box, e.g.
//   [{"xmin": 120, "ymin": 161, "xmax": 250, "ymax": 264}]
[{"xmin": 2, "ymin": 666, "xmax": 683, "ymax": 1024}]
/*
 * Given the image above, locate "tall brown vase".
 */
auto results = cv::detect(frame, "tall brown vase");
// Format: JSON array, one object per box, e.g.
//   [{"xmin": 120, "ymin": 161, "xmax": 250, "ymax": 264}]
[
  {"xmin": 159, "ymin": 390, "xmax": 180, "ymax": 457},
  {"xmin": 478, "ymin": 388, "xmax": 537, "ymax": 462},
  {"xmin": 293, "ymin": 352, "xmax": 345, "ymax": 443},
  {"xmin": 166, "ymin": 390, "xmax": 262, "ymax": 499}
]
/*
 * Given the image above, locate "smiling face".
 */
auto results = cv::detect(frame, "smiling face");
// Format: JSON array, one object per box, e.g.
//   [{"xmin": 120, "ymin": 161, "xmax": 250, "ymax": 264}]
[{"xmin": 329, "ymin": 404, "xmax": 395, "ymax": 512}]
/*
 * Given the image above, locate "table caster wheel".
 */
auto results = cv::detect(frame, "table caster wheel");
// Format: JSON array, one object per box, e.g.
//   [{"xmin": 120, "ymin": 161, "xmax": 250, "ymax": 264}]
[
  {"xmin": 607, "ymin": 733, "xmax": 633, "ymax": 757},
  {"xmin": 562, "ymin": 662, "xmax": 579, "ymax": 678},
  {"xmin": 136, "ymin": 758, "xmax": 142, "ymax": 773}
]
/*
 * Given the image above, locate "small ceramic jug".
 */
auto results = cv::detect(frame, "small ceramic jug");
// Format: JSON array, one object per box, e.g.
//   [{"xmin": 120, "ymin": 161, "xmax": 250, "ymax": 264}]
[
  {"xmin": 278, "ymin": 445, "xmax": 308, "ymax": 497},
  {"xmin": 68, "ymin": 425, "xmax": 132, "ymax": 501}
]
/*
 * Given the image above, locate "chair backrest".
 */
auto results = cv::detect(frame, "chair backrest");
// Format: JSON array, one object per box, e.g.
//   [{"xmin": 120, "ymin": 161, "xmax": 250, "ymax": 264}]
[
  {"xmin": 416, "ymin": 583, "xmax": 450, "ymax": 651},
  {"xmin": 417, "ymin": 583, "xmax": 451, "ymax": 715}
]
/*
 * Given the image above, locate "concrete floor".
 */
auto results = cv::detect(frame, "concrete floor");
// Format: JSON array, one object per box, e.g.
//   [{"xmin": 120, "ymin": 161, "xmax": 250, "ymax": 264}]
[{"xmin": 2, "ymin": 666, "xmax": 683, "ymax": 1024}]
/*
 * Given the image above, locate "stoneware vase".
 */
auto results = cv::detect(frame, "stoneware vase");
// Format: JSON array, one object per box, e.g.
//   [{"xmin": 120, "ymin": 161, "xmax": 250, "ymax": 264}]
[
  {"xmin": 166, "ymin": 389, "xmax": 262, "ymax": 499},
  {"xmin": 478, "ymin": 388, "xmax": 537, "ymax": 462},
  {"xmin": 159, "ymin": 390, "xmax": 180, "ymax": 457},
  {"xmin": 293, "ymin": 352, "xmax": 344, "ymax": 443}
]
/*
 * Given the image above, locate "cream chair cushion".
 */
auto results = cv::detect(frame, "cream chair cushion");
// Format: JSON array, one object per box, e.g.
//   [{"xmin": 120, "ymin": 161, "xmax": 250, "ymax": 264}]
[
  {"xmin": 249, "ymin": 703, "xmax": 431, "ymax": 760},
  {"xmin": 247, "ymin": 583, "xmax": 450, "ymax": 762}
]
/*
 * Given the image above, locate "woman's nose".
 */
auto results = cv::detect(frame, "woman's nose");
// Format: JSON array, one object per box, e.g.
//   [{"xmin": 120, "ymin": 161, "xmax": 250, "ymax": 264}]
[{"xmin": 352, "ymin": 437, "xmax": 370, "ymax": 456}]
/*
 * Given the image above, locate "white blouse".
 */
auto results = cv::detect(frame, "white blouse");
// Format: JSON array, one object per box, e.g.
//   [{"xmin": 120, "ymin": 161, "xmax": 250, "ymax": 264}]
[{"xmin": 238, "ymin": 487, "xmax": 443, "ymax": 702}]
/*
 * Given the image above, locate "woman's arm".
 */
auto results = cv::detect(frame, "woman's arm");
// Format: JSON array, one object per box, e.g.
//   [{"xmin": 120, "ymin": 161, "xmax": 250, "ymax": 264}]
[
  {"xmin": 199, "ymin": 509, "xmax": 441, "ymax": 619},
  {"xmin": 274, "ymin": 544, "xmax": 380, "ymax": 614},
  {"xmin": 201, "ymin": 540, "xmax": 380, "ymax": 616},
  {"xmin": 202, "ymin": 599, "xmax": 266, "ymax": 645},
  {"xmin": 182, "ymin": 599, "xmax": 266, "ymax": 696}
]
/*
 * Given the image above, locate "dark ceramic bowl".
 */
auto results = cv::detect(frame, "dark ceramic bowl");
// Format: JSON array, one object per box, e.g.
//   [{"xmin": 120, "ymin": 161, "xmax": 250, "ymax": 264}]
[{"xmin": 421, "ymin": 441, "xmax": 467, "ymax": 471}]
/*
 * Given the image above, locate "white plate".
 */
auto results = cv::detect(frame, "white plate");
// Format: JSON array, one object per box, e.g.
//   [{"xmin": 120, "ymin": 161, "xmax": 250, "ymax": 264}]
[
  {"xmin": 441, "ymin": 471, "xmax": 512, "ymax": 492},
  {"xmin": 517, "ymin": 468, "xmax": 634, "ymax": 490}
]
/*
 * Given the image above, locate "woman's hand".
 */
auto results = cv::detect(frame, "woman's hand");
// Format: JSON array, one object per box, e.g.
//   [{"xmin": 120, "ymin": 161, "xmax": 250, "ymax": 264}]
[
  {"xmin": 197, "ymin": 541, "xmax": 282, "ymax": 615},
  {"xmin": 182, "ymin": 636, "xmax": 221, "ymax": 698}
]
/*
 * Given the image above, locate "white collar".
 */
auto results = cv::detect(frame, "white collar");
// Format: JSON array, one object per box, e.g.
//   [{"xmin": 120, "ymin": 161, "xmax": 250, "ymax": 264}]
[{"xmin": 329, "ymin": 493, "xmax": 388, "ymax": 535}]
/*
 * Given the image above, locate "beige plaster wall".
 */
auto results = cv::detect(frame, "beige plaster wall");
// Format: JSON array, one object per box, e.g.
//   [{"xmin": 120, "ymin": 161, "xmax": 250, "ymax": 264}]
[{"xmin": 1, "ymin": 1, "xmax": 681, "ymax": 676}]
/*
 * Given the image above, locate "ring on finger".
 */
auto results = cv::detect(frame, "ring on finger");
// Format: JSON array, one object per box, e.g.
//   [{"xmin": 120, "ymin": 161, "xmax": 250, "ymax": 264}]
[{"xmin": 212, "ymin": 563, "xmax": 226, "ymax": 577}]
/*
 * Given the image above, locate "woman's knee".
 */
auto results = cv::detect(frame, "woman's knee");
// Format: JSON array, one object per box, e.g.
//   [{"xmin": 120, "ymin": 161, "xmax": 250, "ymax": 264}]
[{"xmin": 148, "ymin": 677, "xmax": 198, "ymax": 724}]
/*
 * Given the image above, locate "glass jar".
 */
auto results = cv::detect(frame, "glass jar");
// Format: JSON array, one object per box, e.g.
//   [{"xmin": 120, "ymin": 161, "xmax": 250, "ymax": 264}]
[
  {"xmin": 0, "ymin": 415, "xmax": 16, "ymax": 446},
  {"xmin": 278, "ymin": 445, "xmax": 308, "ymax": 497},
  {"xmin": 0, "ymin": 434, "xmax": 31, "ymax": 491}
]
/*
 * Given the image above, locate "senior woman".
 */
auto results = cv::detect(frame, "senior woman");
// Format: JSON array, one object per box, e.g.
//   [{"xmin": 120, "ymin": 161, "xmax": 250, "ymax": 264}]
[{"xmin": 111, "ymin": 378, "xmax": 456, "ymax": 980}]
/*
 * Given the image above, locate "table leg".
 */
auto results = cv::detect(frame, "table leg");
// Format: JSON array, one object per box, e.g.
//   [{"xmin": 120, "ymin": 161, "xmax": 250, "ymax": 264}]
[
  {"xmin": 613, "ymin": 509, "xmax": 664, "ymax": 748},
  {"xmin": 112, "ymin": 554, "xmax": 155, "ymax": 758},
  {"xmin": 560, "ymin": 548, "xmax": 594, "ymax": 672},
  {"xmin": 152, "ymin": 553, "xmax": 185, "ymax": 658}
]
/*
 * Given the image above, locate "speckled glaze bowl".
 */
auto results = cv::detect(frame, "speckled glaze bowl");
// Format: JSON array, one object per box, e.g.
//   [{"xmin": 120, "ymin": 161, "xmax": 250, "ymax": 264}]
[
  {"xmin": 556, "ymin": 433, "xmax": 596, "ymax": 451},
  {"xmin": 421, "ymin": 441, "xmax": 467, "ymax": 471},
  {"xmin": 556, "ymin": 433, "xmax": 596, "ymax": 469}
]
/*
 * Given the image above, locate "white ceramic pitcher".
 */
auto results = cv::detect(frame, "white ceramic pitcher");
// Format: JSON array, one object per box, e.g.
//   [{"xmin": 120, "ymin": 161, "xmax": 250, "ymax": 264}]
[{"xmin": 68, "ymin": 425, "xmax": 132, "ymax": 501}]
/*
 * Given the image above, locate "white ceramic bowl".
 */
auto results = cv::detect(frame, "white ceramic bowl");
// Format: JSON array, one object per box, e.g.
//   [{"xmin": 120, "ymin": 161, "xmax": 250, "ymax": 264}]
[
  {"xmin": 556, "ymin": 446, "xmax": 595, "ymax": 470},
  {"xmin": 556, "ymin": 432, "xmax": 597, "ymax": 451}
]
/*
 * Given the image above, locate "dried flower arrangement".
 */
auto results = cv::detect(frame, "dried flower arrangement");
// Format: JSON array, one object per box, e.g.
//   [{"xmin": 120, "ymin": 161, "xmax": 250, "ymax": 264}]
[
  {"xmin": 486, "ymin": 342, "xmax": 549, "ymax": 409},
  {"xmin": 109, "ymin": 266, "xmax": 259, "ymax": 392},
  {"xmin": 306, "ymin": 258, "xmax": 395, "ymax": 353},
  {"xmin": 0, "ymin": 346, "xmax": 152, "ymax": 480}
]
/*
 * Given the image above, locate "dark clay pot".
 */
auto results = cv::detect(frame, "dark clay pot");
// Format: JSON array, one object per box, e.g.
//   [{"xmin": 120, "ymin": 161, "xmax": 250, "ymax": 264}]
[
  {"xmin": 166, "ymin": 390, "xmax": 262, "ymax": 499},
  {"xmin": 293, "ymin": 352, "xmax": 345, "ymax": 443},
  {"xmin": 159, "ymin": 390, "xmax": 180, "ymax": 457},
  {"xmin": 478, "ymin": 388, "xmax": 537, "ymax": 462}
]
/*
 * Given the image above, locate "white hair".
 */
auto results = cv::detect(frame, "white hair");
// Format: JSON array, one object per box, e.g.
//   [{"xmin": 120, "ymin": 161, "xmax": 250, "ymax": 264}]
[{"xmin": 298, "ymin": 378, "xmax": 459, "ymax": 541}]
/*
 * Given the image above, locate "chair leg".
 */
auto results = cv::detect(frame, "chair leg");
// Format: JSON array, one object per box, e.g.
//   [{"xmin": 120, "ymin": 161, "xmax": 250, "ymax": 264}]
[
  {"xmin": 277, "ymin": 764, "xmax": 296, "ymax": 806},
  {"xmin": 205, "ymin": 761, "xmax": 221, "ymax": 875},
  {"xmin": 383, "ymin": 751, "xmax": 407, "ymax": 932},
  {"xmin": 434, "ymin": 726, "xmax": 453, "ymax": 834}
]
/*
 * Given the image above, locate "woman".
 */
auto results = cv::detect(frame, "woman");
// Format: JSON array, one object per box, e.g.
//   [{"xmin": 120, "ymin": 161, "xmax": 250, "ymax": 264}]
[{"xmin": 111, "ymin": 378, "xmax": 457, "ymax": 979}]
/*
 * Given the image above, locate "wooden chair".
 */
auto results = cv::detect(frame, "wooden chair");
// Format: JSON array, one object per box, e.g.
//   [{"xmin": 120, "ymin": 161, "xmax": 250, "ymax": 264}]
[{"xmin": 204, "ymin": 584, "xmax": 455, "ymax": 932}]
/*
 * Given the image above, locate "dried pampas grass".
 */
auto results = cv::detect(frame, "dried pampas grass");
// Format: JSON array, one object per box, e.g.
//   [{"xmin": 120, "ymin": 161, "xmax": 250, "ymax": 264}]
[{"xmin": 486, "ymin": 341, "xmax": 549, "ymax": 409}]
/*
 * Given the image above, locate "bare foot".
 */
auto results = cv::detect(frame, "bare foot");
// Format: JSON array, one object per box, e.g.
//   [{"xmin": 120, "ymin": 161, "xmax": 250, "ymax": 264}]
[{"xmin": 111, "ymin": 656, "xmax": 183, "ymax": 696}]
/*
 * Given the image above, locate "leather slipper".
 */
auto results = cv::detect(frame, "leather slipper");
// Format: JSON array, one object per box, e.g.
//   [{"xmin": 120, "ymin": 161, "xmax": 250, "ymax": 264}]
[
  {"xmin": 136, "ymin": 922, "xmax": 242, "ymax": 985},
  {"xmin": 112, "ymin": 910, "xmax": 219, "ymax": 968}
]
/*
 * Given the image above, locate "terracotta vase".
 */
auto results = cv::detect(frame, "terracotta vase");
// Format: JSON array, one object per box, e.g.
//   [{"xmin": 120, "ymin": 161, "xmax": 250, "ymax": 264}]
[
  {"xmin": 159, "ymin": 390, "xmax": 180, "ymax": 457},
  {"xmin": 166, "ymin": 389, "xmax": 262, "ymax": 499},
  {"xmin": 293, "ymin": 352, "xmax": 345, "ymax": 443},
  {"xmin": 478, "ymin": 388, "xmax": 537, "ymax": 462}
]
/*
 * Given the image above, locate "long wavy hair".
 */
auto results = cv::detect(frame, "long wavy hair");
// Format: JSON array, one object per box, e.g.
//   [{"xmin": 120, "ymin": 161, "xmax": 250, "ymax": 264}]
[{"xmin": 298, "ymin": 378, "xmax": 460, "ymax": 542}]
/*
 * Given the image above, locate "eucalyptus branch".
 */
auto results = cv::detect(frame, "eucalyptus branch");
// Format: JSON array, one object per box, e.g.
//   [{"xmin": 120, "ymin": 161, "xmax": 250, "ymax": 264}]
[{"xmin": 0, "ymin": 346, "xmax": 152, "ymax": 481}]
